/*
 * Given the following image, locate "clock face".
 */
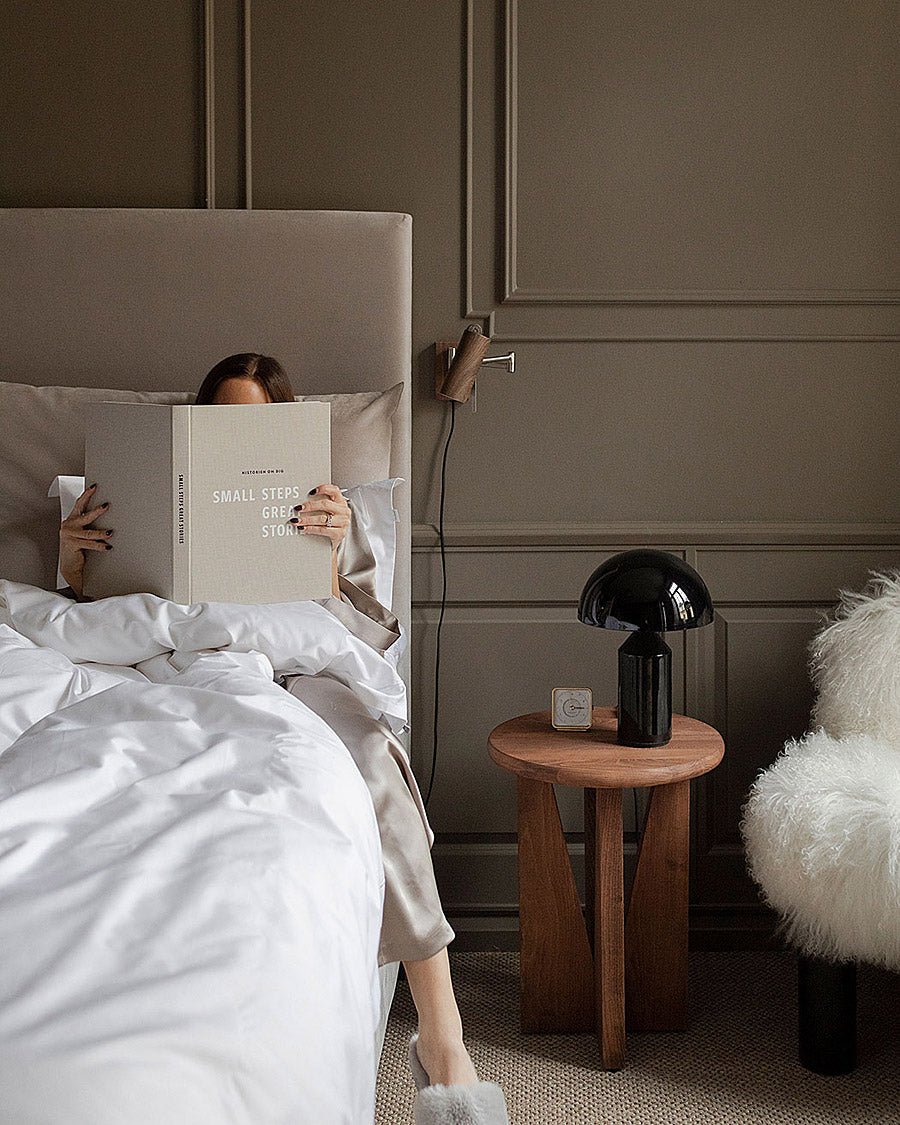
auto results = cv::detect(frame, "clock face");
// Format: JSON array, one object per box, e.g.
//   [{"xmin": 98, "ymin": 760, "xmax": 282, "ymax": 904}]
[
  {"xmin": 552, "ymin": 688, "xmax": 592, "ymax": 728},
  {"xmin": 562, "ymin": 696, "xmax": 588, "ymax": 719}
]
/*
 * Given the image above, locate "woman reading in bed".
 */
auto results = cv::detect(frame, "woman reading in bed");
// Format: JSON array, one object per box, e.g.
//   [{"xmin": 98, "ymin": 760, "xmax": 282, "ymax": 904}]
[{"xmin": 59, "ymin": 354, "xmax": 509, "ymax": 1124}]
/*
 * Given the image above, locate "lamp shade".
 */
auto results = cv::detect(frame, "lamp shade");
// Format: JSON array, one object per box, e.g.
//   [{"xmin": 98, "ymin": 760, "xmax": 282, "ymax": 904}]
[{"xmin": 578, "ymin": 549, "xmax": 713, "ymax": 633}]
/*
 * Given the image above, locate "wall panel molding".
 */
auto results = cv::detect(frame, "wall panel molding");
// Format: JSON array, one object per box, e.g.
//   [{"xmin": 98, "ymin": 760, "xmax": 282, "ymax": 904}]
[
  {"xmin": 486, "ymin": 303, "xmax": 900, "ymax": 341},
  {"xmin": 413, "ymin": 521, "xmax": 900, "ymax": 550},
  {"xmin": 203, "ymin": 0, "xmax": 215, "ymax": 206},
  {"xmin": 466, "ymin": 0, "xmax": 900, "ymax": 340},
  {"xmin": 503, "ymin": 0, "xmax": 900, "ymax": 308},
  {"xmin": 243, "ymin": 0, "xmax": 253, "ymax": 208},
  {"xmin": 490, "ymin": 333, "xmax": 900, "ymax": 344},
  {"xmin": 463, "ymin": 0, "xmax": 499, "ymax": 321},
  {"xmin": 505, "ymin": 291, "xmax": 900, "ymax": 307},
  {"xmin": 202, "ymin": 0, "xmax": 252, "ymax": 209}
]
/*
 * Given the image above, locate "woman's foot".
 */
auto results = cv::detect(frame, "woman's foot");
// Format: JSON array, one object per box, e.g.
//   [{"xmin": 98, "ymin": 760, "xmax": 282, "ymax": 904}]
[{"xmin": 413, "ymin": 1030, "xmax": 479, "ymax": 1087}]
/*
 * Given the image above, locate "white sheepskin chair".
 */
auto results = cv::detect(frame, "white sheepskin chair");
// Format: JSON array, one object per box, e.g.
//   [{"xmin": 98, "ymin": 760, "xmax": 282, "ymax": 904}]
[
  {"xmin": 743, "ymin": 728, "xmax": 900, "ymax": 969},
  {"xmin": 742, "ymin": 571, "xmax": 900, "ymax": 1073},
  {"xmin": 743, "ymin": 572, "xmax": 900, "ymax": 971}
]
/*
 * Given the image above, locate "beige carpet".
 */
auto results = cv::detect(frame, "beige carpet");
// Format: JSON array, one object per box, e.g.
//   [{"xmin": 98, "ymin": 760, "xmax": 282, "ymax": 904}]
[{"xmin": 375, "ymin": 952, "xmax": 900, "ymax": 1125}]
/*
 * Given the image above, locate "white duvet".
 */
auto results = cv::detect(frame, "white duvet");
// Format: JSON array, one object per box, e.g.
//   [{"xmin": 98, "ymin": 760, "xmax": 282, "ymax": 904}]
[{"xmin": 0, "ymin": 581, "xmax": 407, "ymax": 1125}]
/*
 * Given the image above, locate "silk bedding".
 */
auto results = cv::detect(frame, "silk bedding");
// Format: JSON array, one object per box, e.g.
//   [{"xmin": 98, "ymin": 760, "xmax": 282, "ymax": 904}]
[{"xmin": 0, "ymin": 581, "xmax": 407, "ymax": 1125}]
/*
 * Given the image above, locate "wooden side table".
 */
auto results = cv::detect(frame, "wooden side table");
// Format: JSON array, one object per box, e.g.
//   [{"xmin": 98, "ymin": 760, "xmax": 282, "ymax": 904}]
[{"xmin": 487, "ymin": 707, "xmax": 724, "ymax": 1069}]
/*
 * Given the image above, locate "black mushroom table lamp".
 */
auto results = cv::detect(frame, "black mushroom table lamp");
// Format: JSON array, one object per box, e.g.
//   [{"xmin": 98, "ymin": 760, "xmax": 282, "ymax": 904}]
[{"xmin": 578, "ymin": 549, "xmax": 714, "ymax": 747}]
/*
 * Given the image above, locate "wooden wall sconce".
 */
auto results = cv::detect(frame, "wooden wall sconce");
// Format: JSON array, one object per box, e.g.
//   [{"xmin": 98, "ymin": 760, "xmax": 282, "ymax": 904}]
[{"xmin": 434, "ymin": 325, "xmax": 516, "ymax": 405}]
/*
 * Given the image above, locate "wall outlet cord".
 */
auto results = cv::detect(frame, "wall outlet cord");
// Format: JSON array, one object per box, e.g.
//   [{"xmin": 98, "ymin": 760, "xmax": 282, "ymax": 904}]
[{"xmin": 424, "ymin": 399, "xmax": 456, "ymax": 809}]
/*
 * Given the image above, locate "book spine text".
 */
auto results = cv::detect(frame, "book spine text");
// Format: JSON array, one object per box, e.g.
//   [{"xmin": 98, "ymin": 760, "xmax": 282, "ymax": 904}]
[{"xmin": 171, "ymin": 407, "xmax": 191, "ymax": 603}]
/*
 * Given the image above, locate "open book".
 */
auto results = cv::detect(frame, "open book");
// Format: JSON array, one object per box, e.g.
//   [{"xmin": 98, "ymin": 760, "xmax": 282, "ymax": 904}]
[{"xmin": 84, "ymin": 401, "xmax": 332, "ymax": 604}]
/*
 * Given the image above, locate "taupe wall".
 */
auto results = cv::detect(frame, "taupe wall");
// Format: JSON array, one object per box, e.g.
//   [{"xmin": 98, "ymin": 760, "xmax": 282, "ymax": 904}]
[{"xmin": 3, "ymin": 0, "xmax": 899, "ymax": 947}]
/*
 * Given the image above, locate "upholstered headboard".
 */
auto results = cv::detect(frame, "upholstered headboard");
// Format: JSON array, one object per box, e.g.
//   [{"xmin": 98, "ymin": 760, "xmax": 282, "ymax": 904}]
[{"xmin": 0, "ymin": 208, "xmax": 412, "ymax": 670}]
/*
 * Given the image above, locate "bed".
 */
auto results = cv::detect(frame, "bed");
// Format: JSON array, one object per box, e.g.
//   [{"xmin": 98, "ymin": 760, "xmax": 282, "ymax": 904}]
[{"xmin": 0, "ymin": 208, "xmax": 412, "ymax": 1124}]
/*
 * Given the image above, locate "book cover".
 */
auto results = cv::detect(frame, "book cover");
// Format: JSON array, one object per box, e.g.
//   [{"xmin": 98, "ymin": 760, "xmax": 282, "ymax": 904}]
[{"xmin": 84, "ymin": 401, "xmax": 333, "ymax": 604}]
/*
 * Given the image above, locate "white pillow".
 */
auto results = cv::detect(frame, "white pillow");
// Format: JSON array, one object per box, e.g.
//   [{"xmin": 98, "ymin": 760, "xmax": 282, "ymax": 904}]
[
  {"xmin": 49, "ymin": 476, "xmax": 402, "ymax": 609},
  {"xmin": 342, "ymin": 479, "xmax": 402, "ymax": 611}
]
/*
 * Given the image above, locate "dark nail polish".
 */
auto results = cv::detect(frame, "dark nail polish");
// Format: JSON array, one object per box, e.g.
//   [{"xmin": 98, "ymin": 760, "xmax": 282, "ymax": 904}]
[
  {"xmin": 105, "ymin": 529, "xmax": 113, "ymax": 536},
  {"xmin": 101, "ymin": 502, "xmax": 109, "ymax": 509},
  {"xmin": 308, "ymin": 488, "xmax": 317, "ymax": 495},
  {"xmin": 89, "ymin": 482, "xmax": 98, "ymax": 489},
  {"xmin": 293, "ymin": 505, "xmax": 302, "ymax": 512},
  {"xmin": 290, "ymin": 518, "xmax": 300, "ymax": 524},
  {"xmin": 105, "ymin": 544, "xmax": 113, "ymax": 551}
]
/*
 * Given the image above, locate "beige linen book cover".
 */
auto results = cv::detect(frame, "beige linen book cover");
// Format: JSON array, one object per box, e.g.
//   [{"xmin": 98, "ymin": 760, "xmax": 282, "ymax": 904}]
[{"xmin": 84, "ymin": 401, "xmax": 332, "ymax": 603}]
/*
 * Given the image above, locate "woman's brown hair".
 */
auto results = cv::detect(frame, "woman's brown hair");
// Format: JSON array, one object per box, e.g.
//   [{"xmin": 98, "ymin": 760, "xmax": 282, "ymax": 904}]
[{"xmin": 195, "ymin": 353, "xmax": 295, "ymax": 404}]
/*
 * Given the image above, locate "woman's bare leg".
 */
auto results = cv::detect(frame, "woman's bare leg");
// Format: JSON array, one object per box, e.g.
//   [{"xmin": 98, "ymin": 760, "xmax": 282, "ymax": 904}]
[{"xmin": 404, "ymin": 946, "xmax": 478, "ymax": 1086}]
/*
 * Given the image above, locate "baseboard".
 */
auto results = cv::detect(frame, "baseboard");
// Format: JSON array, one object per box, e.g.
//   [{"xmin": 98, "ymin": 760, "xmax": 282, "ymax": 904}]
[
  {"xmin": 446, "ymin": 905, "xmax": 782, "ymax": 954},
  {"xmin": 446, "ymin": 912, "xmax": 520, "ymax": 952},
  {"xmin": 687, "ymin": 904, "xmax": 783, "ymax": 951}
]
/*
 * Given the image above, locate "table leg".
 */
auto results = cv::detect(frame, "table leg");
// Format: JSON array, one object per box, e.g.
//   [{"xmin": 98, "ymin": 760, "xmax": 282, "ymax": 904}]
[
  {"xmin": 517, "ymin": 776, "xmax": 594, "ymax": 1033},
  {"xmin": 583, "ymin": 789, "xmax": 595, "ymax": 950},
  {"xmin": 625, "ymin": 780, "xmax": 690, "ymax": 1031},
  {"xmin": 592, "ymin": 787, "xmax": 626, "ymax": 1069}
]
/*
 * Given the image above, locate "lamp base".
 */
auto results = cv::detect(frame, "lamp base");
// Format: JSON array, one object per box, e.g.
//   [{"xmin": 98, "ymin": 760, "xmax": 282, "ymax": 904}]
[{"xmin": 617, "ymin": 630, "xmax": 672, "ymax": 747}]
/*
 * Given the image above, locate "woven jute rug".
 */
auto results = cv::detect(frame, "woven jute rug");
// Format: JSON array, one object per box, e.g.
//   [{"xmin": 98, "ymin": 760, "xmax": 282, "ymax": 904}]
[{"xmin": 375, "ymin": 951, "xmax": 900, "ymax": 1125}]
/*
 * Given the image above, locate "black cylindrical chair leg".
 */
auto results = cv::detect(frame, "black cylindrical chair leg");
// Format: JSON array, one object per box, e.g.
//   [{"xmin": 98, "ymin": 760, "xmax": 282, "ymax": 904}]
[{"xmin": 798, "ymin": 954, "xmax": 857, "ymax": 1075}]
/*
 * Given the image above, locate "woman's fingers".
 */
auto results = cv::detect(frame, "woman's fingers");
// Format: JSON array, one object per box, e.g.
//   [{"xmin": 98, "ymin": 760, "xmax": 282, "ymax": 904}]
[
  {"xmin": 66, "ymin": 527, "xmax": 114, "ymax": 542},
  {"xmin": 293, "ymin": 523, "xmax": 344, "ymax": 548},
  {"xmin": 64, "ymin": 501, "xmax": 108, "ymax": 526},
  {"xmin": 70, "ymin": 483, "xmax": 98, "ymax": 518},
  {"xmin": 70, "ymin": 536, "xmax": 114, "ymax": 551},
  {"xmin": 308, "ymin": 483, "xmax": 343, "ymax": 500},
  {"xmin": 291, "ymin": 511, "xmax": 348, "ymax": 527},
  {"xmin": 58, "ymin": 490, "xmax": 109, "ymax": 594},
  {"xmin": 294, "ymin": 485, "xmax": 351, "ymax": 520},
  {"xmin": 292, "ymin": 515, "xmax": 348, "ymax": 528},
  {"xmin": 61, "ymin": 522, "xmax": 113, "ymax": 552},
  {"xmin": 290, "ymin": 484, "xmax": 350, "ymax": 551},
  {"xmin": 293, "ymin": 497, "xmax": 344, "ymax": 516},
  {"xmin": 290, "ymin": 502, "xmax": 349, "ymax": 527}
]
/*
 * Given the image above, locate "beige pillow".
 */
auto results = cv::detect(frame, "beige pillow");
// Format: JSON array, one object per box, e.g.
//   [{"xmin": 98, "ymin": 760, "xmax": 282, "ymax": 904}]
[
  {"xmin": 296, "ymin": 383, "xmax": 402, "ymax": 488},
  {"xmin": 0, "ymin": 380, "xmax": 402, "ymax": 590}
]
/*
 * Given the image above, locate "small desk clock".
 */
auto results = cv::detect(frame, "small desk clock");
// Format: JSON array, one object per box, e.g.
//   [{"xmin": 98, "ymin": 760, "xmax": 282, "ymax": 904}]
[{"xmin": 551, "ymin": 687, "xmax": 593, "ymax": 731}]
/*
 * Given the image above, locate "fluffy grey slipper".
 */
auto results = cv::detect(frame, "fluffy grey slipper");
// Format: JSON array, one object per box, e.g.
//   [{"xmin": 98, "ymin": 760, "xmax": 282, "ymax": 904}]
[
  {"xmin": 408, "ymin": 1035, "xmax": 510, "ymax": 1125},
  {"xmin": 414, "ymin": 1082, "xmax": 510, "ymax": 1125}
]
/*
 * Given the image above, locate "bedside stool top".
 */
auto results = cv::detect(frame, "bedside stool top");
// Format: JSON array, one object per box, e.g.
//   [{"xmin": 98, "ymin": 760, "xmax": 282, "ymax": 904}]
[{"xmin": 487, "ymin": 707, "xmax": 724, "ymax": 789}]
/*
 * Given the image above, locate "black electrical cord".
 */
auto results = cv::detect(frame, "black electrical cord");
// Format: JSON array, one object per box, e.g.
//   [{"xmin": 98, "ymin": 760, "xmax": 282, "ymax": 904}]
[{"xmin": 424, "ymin": 399, "xmax": 456, "ymax": 810}]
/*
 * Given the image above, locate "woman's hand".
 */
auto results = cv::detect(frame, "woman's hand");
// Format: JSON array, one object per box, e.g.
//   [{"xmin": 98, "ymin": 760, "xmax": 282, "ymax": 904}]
[
  {"xmin": 291, "ymin": 484, "xmax": 351, "ymax": 551},
  {"xmin": 291, "ymin": 484, "xmax": 351, "ymax": 598},
  {"xmin": 59, "ymin": 483, "xmax": 113, "ymax": 599}
]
